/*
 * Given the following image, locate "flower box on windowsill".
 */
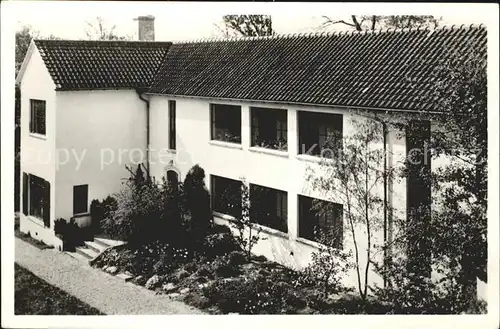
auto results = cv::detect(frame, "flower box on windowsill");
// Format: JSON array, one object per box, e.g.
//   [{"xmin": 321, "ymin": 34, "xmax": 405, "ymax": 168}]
[
  {"xmin": 212, "ymin": 211, "xmax": 289, "ymax": 239},
  {"xmin": 248, "ymin": 146, "xmax": 289, "ymax": 158},
  {"xmin": 29, "ymin": 133, "xmax": 47, "ymax": 140},
  {"xmin": 209, "ymin": 140, "xmax": 243, "ymax": 150}
]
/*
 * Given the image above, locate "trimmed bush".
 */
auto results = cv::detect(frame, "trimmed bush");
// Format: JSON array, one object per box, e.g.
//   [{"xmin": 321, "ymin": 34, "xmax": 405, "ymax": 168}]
[{"xmin": 54, "ymin": 218, "xmax": 88, "ymax": 252}]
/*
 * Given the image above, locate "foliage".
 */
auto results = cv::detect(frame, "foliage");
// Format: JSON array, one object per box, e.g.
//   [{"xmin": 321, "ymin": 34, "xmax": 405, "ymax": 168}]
[
  {"xmin": 201, "ymin": 232, "xmax": 242, "ymax": 259},
  {"xmin": 307, "ymin": 118, "xmax": 392, "ymax": 300},
  {"xmin": 202, "ymin": 276, "xmax": 297, "ymax": 314},
  {"xmin": 217, "ymin": 15, "xmax": 274, "ymax": 38},
  {"xmin": 90, "ymin": 195, "xmax": 117, "ymax": 234},
  {"xmin": 54, "ymin": 218, "xmax": 92, "ymax": 251},
  {"xmin": 321, "ymin": 15, "xmax": 441, "ymax": 32},
  {"xmin": 372, "ymin": 256, "xmax": 486, "ymax": 314},
  {"xmin": 102, "ymin": 164, "xmax": 184, "ymax": 246},
  {"xmin": 84, "ymin": 16, "xmax": 132, "ymax": 41},
  {"xmin": 183, "ymin": 165, "xmax": 213, "ymax": 244},
  {"xmin": 230, "ymin": 178, "xmax": 262, "ymax": 260},
  {"xmin": 301, "ymin": 229, "xmax": 352, "ymax": 293}
]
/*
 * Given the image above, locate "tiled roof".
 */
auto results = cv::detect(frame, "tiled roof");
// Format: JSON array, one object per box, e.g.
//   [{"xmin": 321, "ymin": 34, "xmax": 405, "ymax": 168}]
[
  {"xmin": 34, "ymin": 40, "xmax": 172, "ymax": 91},
  {"xmin": 149, "ymin": 25, "xmax": 486, "ymax": 112}
]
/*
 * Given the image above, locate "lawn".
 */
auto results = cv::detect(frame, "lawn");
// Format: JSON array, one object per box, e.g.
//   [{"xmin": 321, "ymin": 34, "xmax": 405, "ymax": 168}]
[{"xmin": 15, "ymin": 263, "xmax": 104, "ymax": 315}]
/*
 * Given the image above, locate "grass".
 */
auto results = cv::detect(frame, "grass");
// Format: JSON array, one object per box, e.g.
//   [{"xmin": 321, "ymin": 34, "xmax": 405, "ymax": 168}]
[{"xmin": 15, "ymin": 263, "xmax": 105, "ymax": 315}]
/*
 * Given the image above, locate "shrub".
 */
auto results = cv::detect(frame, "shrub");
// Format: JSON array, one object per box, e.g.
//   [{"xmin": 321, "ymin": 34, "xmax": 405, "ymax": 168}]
[
  {"xmin": 102, "ymin": 164, "xmax": 187, "ymax": 246},
  {"xmin": 54, "ymin": 218, "xmax": 85, "ymax": 252},
  {"xmin": 201, "ymin": 233, "xmax": 241, "ymax": 259},
  {"xmin": 202, "ymin": 276, "xmax": 298, "ymax": 314},
  {"xmin": 183, "ymin": 165, "xmax": 213, "ymax": 244},
  {"xmin": 90, "ymin": 196, "xmax": 118, "ymax": 234}
]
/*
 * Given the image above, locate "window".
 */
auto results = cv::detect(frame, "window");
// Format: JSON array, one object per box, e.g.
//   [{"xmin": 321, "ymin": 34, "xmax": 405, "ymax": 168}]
[
  {"xmin": 298, "ymin": 195, "xmax": 343, "ymax": 248},
  {"xmin": 250, "ymin": 184, "xmax": 288, "ymax": 233},
  {"xmin": 168, "ymin": 100, "xmax": 176, "ymax": 150},
  {"xmin": 73, "ymin": 185, "xmax": 89, "ymax": 215},
  {"xmin": 211, "ymin": 175, "xmax": 242, "ymax": 218},
  {"xmin": 298, "ymin": 111, "xmax": 342, "ymax": 156},
  {"xmin": 30, "ymin": 99, "xmax": 46, "ymax": 135},
  {"xmin": 210, "ymin": 104, "xmax": 241, "ymax": 143},
  {"xmin": 251, "ymin": 107, "xmax": 288, "ymax": 151},
  {"xmin": 22, "ymin": 173, "xmax": 50, "ymax": 227}
]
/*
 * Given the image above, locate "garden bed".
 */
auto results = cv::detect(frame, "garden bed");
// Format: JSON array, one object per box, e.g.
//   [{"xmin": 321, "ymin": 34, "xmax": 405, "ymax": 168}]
[{"xmin": 90, "ymin": 225, "xmax": 390, "ymax": 314}]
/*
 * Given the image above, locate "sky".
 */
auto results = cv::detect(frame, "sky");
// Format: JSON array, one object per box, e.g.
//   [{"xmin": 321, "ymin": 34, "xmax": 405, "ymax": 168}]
[{"xmin": 9, "ymin": 1, "xmax": 495, "ymax": 42}]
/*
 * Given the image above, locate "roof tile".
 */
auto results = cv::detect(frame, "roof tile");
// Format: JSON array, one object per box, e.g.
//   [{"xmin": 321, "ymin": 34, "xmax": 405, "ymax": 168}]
[{"xmin": 34, "ymin": 39, "xmax": 172, "ymax": 91}]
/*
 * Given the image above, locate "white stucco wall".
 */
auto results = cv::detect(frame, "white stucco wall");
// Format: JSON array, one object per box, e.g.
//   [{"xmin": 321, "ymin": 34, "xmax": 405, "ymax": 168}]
[
  {"xmin": 19, "ymin": 46, "xmax": 59, "ymax": 246},
  {"xmin": 55, "ymin": 90, "xmax": 147, "ymax": 222},
  {"xmin": 148, "ymin": 95, "xmax": 409, "ymax": 291}
]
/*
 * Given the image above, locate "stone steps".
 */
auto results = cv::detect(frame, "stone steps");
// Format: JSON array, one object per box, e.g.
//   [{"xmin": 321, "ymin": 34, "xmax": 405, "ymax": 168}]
[{"xmin": 65, "ymin": 237, "xmax": 125, "ymax": 264}]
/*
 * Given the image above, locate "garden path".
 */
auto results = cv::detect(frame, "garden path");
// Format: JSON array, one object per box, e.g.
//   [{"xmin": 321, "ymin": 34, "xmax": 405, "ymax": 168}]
[{"xmin": 15, "ymin": 237, "xmax": 204, "ymax": 315}]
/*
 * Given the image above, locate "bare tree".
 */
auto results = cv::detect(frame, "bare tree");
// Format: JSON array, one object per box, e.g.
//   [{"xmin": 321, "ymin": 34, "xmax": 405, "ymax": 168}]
[
  {"xmin": 215, "ymin": 15, "xmax": 274, "ymax": 38},
  {"xmin": 321, "ymin": 15, "xmax": 441, "ymax": 32},
  {"xmin": 84, "ymin": 16, "xmax": 131, "ymax": 41}
]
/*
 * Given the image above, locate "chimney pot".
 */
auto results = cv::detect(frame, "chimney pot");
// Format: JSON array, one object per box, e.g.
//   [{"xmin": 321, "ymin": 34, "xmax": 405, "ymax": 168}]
[{"xmin": 135, "ymin": 15, "xmax": 155, "ymax": 41}]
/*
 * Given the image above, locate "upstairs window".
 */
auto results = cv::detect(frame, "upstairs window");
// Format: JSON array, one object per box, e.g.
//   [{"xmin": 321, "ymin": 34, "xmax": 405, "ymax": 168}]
[
  {"xmin": 73, "ymin": 185, "xmax": 89, "ymax": 215},
  {"xmin": 251, "ymin": 107, "xmax": 287, "ymax": 151},
  {"xmin": 211, "ymin": 175, "xmax": 242, "ymax": 218},
  {"xmin": 298, "ymin": 195, "xmax": 343, "ymax": 249},
  {"xmin": 168, "ymin": 100, "xmax": 176, "ymax": 150},
  {"xmin": 249, "ymin": 183, "xmax": 288, "ymax": 233},
  {"xmin": 30, "ymin": 99, "xmax": 46, "ymax": 135},
  {"xmin": 210, "ymin": 104, "xmax": 241, "ymax": 144},
  {"xmin": 298, "ymin": 111, "xmax": 342, "ymax": 157}
]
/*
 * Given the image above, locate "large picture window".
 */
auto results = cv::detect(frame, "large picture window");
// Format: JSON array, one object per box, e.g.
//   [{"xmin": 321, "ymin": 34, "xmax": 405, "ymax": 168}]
[
  {"xmin": 30, "ymin": 99, "xmax": 46, "ymax": 135},
  {"xmin": 211, "ymin": 175, "xmax": 242, "ymax": 218},
  {"xmin": 249, "ymin": 183, "xmax": 288, "ymax": 233},
  {"xmin": 23, "ymin": 173, "xmax": 50, "ymax": 227},
  {"xmin": 210, "ymin": 104, "xmax": 241, "ymax": 143},
  {"xmin": 298, "ymin": 195, "xmax": 343, "ymax": 248},
  {"xmin": 298, "ymin": 111, "xmax": 342, "ymax": 157},
  {"xmin": 250, "ymin": 107, "xmax": 287, "ymax": 151}
]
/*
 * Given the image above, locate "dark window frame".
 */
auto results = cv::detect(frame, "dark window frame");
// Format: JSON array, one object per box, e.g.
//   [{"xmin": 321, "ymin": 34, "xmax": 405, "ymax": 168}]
[
  {"xmin": 23, "ymin": 173, "xmax": 50, "ymax": 227},
  {"xmin": 298, "ymin": 195, "xmax": 343, "ymax": 249},
  {"xmin": 168, "ymin": 100, "xmax": 176, "ymax": 150},
  {"xmin": 73, "ymin": 184, "xmax": 89, "ymax": 215},
  {"xmin": 30, "ymin": 99, "xmax": 46, "ymax": 135},
  {"xmin": 250, "ymin": 107, "xmax": 288, "ymax": 151},
  {"xmin": 249, "ymin": 183, "xmax": 288, "ymax": 233},
  {"xmin": 210, "ymin": 103, "xmax": 242, "ymax": 144},
  {"xmin": 210, "ymin": 175, "xmax": 242, "ymax": 218},
  {"xmin": 298, "ymin": 111, "xmax": 343, "ymax": 156}
]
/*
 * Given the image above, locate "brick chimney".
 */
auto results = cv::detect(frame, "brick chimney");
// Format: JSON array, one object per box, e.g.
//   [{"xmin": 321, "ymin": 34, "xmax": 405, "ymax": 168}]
[{"xmin": 134, "ymin": 15, "xmax": 155, "ymax": 41}]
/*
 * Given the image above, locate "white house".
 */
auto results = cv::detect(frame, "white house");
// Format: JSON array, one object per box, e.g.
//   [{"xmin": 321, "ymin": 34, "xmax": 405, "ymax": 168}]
[{"xmin": 16, "ymin": 21, "xmax": 487, "ymax": 295}]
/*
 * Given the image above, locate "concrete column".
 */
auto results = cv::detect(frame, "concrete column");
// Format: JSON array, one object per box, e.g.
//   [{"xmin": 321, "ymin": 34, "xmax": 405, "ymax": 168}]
[
  {"xmin": 287, "ymin": 108, "xmax": 299, "ymax": 238},
  {"xmin": 241, "ymin": 105, "xmax": 251, "ymax": 151}
]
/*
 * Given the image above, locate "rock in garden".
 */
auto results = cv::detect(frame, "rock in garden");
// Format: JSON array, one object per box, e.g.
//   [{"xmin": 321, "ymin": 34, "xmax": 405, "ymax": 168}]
[
  {"xmin": 168, "ymin": 293, "xmax": 181, "ymax": 298},
  {"xmin": 145, "ymin": 275, "xmax": 160, "ymax": 290},
  {"xmin": 175, "ymin": 269, "xmax": 190, "ymax": 281},
  {"xmin": 106, "ymin": 266, "xmax": 118, "ymax": 274},
  {"xmin": 198, "ymin": 283, "xmax": 209, "ymax": 289},
  {"xmin": 180, "ymin": 287, "xmax": 190, "ymax": 294},
  {"xmin": 162, "ymin": 282, "xmax": 177, "ymax": 292}
]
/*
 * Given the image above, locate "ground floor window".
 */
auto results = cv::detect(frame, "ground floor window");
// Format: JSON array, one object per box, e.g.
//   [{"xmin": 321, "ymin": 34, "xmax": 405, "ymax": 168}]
[
  {"xmin": 23, "ymin": 173, "xmax": 50, "ymax": 227},
  {"xmin": 210, "ymin": 175, "xmax": 242, "ymax": 218},
  {"xmin": 73, "ymin": 184, "xmax": 89, "ymax": 215},
  {"xmin": 298, "ymin": 195, "xmax": 343, "ymax": 248},
  {"xmin": 249, "ymin": 183, "xmax": 288, "ymax": 233}
]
